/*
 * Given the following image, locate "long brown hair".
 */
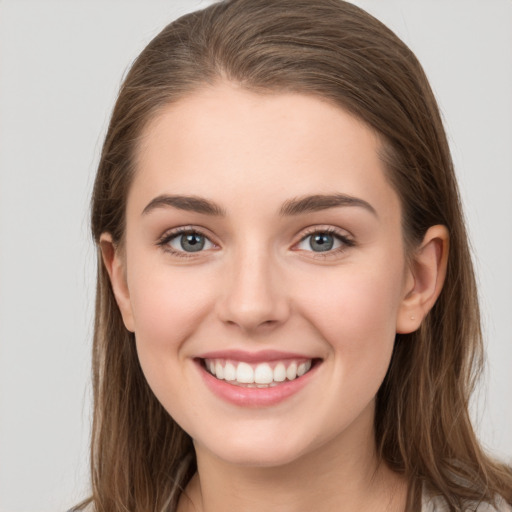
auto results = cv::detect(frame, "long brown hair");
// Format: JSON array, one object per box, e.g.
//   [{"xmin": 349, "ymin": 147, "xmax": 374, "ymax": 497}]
[{"xmin": 83, "ymin": 1, "xmax": 512, "ymax": 510}]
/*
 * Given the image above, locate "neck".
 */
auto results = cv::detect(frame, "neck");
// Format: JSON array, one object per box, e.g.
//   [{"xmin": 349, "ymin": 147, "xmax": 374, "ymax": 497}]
[{"xmin": 178, "ymin": 407, "xmax": 407, "ymax": 512}]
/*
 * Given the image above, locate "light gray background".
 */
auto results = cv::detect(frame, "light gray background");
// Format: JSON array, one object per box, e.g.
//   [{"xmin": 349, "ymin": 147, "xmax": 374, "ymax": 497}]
[{"xmin": 0, "ymin": 1, "xmax": 510, "ymax": 511}]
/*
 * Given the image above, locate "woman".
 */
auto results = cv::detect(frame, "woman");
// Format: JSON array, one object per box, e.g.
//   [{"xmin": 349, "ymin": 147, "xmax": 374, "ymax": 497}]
[{"xmin": 77, "ymin": 0, "xmax": 512, "ymax": 510}]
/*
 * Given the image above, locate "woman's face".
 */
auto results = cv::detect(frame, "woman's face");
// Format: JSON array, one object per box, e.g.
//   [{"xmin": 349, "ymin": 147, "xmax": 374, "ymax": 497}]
[{"xmin": 109, "ymin": 83, "xmax": 417, "ymax": 467}]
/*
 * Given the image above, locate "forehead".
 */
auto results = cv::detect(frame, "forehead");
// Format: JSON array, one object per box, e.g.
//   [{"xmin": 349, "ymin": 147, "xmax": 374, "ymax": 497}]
[{"xmin": 131, "ymin": 82, "xmax": 400, "ymax": 221}]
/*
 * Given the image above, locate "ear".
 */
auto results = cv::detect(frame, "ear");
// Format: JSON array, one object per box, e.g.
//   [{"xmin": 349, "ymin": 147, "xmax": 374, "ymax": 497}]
[
  {"xmin": 99, "ymin": 233, "xmax": 135, "ymax": 332},
  {"xmin": 396, "ymin": 225, "xmax": 449, "ymax": 334}
]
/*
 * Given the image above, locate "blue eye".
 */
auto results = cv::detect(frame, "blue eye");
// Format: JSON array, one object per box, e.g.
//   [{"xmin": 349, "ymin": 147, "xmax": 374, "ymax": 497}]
[
  {"xmin": 297, "ymin": 231, "xmax": 350, "ymax": 253},
  {"xmin": 167, "ymin": 231, "xmax": 214, "ymax": 253}
]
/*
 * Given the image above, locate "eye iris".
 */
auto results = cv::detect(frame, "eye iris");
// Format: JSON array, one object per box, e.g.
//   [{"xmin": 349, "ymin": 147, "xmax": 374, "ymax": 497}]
[
  {"xmin": 181, "ymin": 233, "xmax": 205, "ymax": 252},
  {"xmin": 310, "ymin": 233, "xmax": 334, "ymax": 252}
]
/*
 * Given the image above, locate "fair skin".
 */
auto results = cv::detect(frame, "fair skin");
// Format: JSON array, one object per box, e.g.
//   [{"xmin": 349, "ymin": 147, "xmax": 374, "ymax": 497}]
[{"xmin": 101, "ymin": 82, "xmax": 448, "ymax": 512}]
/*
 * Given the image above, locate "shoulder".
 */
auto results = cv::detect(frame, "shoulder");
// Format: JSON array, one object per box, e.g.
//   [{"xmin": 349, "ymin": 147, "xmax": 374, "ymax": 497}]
[{"xmin": 422, "ymin": 491, "xmax": 512, "ymax": 512}]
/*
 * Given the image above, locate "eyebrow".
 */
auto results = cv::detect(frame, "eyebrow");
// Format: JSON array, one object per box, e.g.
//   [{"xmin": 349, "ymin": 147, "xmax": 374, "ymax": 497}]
[
  {"xmin": 279, "ymin": 194, "xmax": 377, "ymax": 217},
  {"xmin": 141, "ymin": 193, "xmax": 377, "ymax": 218},
  {"xmin": 142, "ymin": 194, "xmax": 226, "ymax": 216}
]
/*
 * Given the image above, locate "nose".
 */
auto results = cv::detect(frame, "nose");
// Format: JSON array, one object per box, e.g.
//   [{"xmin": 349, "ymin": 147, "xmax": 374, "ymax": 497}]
[{"xmin": 216, "ymin": 246, "xmax": 290, "ymax": 333}]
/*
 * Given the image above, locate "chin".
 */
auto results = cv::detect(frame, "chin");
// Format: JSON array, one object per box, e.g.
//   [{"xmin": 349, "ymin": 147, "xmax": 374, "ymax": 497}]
[
  {"xmin": 218, "ymin": 447, "xmax": 305, "ymax": 468},
  {"xmin": 195, "ymin": 428, "xmax": 318, "ymax": 469}
]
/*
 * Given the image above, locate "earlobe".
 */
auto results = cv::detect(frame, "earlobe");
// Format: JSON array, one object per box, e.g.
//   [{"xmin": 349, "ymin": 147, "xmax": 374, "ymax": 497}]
[
  {"xmin": 99, "ymin": 233, "xmax": 135, "ymax": 332},
  {"xmin": 396, "ymin": 225, "xmax": 449, "ymax": 334}
]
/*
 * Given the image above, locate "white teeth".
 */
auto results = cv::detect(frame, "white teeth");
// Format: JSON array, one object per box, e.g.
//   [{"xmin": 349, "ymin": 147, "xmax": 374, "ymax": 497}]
[
  {"xmin": 236, "ymin": 362, "xmax": 254, "ymax": 383},
  {"xmin": 297, "ymin": 361, "xmax": 311, "ymax": 376},
  {"xmin": 224, "ymin": 362, "xmax": 236, "ymax": 381},
  {"xmin": 286, "ymin": 362, "xmax": 298, "ymax": 381},
  {"xmin": 205, "ymin": 358, "xmax": 314, "ymax": 385},
  {"xmin": 215, "ymin": 361, "xmax": 224, "ymax": 380},
  {"xmin": 254, "ymin": 363, "xmax": 273, "ymax": 384},
  {"xmin": 273, "ymin": 362, "xmax": 286, "ymax": 382}
]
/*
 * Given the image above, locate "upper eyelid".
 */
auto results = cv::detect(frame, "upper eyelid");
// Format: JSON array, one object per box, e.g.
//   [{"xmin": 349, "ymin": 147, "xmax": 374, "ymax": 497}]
[
  {"xmin": 158, "ymin": 225, "xmax": 215, "ymax": 243},
  {"xmin": 297, "ymin": 225, "xmax": 353, "ymax": 241}
]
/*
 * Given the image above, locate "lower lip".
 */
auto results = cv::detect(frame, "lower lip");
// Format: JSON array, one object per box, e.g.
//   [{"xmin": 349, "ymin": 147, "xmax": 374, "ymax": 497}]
[{"xmin": 196, "ymin": 360, "xmax": 319, "ymax": 407}]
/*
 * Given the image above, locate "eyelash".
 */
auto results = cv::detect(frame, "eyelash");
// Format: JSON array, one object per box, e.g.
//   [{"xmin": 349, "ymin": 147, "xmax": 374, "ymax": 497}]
[
  {"xmin": 156, "ymin": 226, "xmax": 355, "ymax": 259},
  {"xmin": 156, "ymin": 226, "xmax": 215, "ymax": 259},
  {"xmin": 296, "ymin": 227, "xmax": 355, "ymax": 259}
]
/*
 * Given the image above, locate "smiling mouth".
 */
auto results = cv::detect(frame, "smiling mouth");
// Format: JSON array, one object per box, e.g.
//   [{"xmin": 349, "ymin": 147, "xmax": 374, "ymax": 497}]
[{"xmin": 200, "ymin": 358, "xmax": 318, "ymax": 388}]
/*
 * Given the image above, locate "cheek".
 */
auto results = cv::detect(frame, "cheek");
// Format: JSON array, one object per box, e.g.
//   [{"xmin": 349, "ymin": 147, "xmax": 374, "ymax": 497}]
[
  {"xmin": 265, "ymin": 261, "xmax": 406, "ymax": 448},
  {"xmin": 127, "ymin": 265, "xmax": 215, "ymax": 425},
  {"xmin": 129, "ymin": 262, "xmax": 213, "ymax": 344},
  {"xmin": 295, "ymin": 257, "xmax": 405, "ymax": 374}
]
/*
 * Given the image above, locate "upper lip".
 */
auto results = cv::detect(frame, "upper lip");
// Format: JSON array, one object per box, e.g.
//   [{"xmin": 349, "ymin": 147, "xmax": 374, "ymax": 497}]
[{"xmin": 196, "ymin": 349, "xmax": 318, "ymax": 363}]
